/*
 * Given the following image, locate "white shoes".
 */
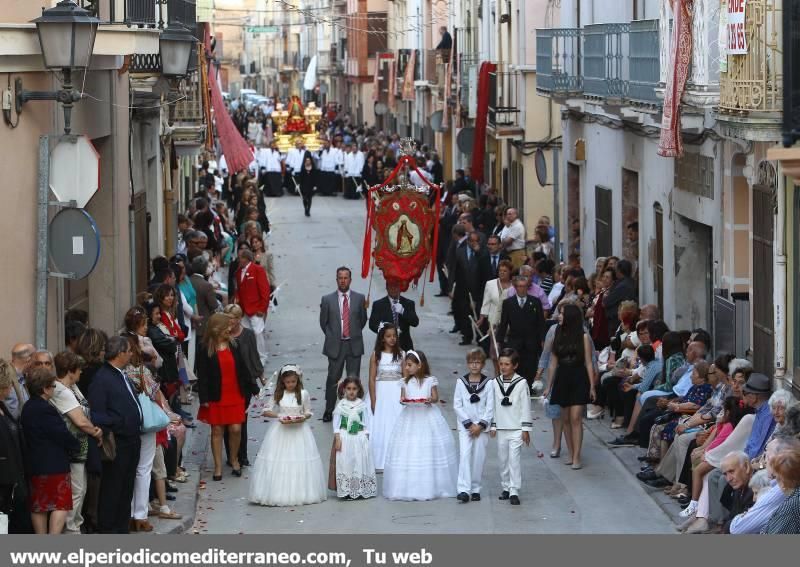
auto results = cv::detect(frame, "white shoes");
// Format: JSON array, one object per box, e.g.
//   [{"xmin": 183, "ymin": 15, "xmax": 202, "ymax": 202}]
[
  {"xmin": 679, "ymin": 500, "xmax": 698, "ymax": 518},
  {"xmin": 587, "ymin": 405, "xmax": 605, "ymax": 420}
]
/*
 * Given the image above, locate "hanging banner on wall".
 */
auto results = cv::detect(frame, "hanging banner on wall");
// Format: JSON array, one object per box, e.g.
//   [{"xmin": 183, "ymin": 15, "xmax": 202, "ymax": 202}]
[{"xmin": 727, "ymin": 0, "xmax": 748, "ymax": 55}]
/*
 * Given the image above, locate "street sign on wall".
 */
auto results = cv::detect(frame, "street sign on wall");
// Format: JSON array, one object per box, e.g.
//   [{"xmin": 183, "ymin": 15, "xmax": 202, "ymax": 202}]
[
  {"xmin": 49, "ymin": 136, "xmax": 100, "ymax": 208},
  {"xmin": 246, "ymin": 26, "xmax": 279, "ymax": 34},
  {"xmin": 48, "ymin": 208, "xmax": 101, "ymax": 280}
]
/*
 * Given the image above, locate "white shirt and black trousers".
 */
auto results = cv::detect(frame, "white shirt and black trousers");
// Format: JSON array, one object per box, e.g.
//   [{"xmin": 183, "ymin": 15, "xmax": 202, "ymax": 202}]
[{"xmin": 257, "ymin": 148, "xmax": 284, "ymax": 197}]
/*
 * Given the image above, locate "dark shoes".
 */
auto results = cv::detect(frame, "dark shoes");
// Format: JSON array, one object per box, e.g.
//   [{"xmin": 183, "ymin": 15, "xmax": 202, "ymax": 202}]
[
  {"xmin": 471, "ymin": 493, "xmax": 481, "ymax": 501},
  {"xmin": 240, "ymin": 458, "xmax": 251, "ymax": 467},
  {"xmin": 231, "ymin": 468, "xmax": 242, "ymax": 478},
  {"xmin": 644, "ymin": 477, "xmax": 671, "ymax": 488},
  {"xmin": 636, "ymin": 470, "xmax": 659, "ymax": 482},
  {"xmin": 608, "ymin": 434, "xmax": 638, "ymax": 447},
  {"xmin": 457, "ymin": 492, "xmax": 470, "ymax": 503},
  {"xmin": 499, "ymin": 491, "xmax": 510, "ymax": 500},
  {"xmin": 509, "ymin": 495, "xmax": 521, "ymax": 505},
  {"xmin": 322, "ymin": 412, "xmax": 333, "ymax": 423},
  {"xmin": 166, "ymin": 483, "xmax": 178, "ymax": 493},
  {"xmin": 450, "ymin": 326, "xmax": 459, "ymax": 333},
  {"xmin": 458, "ymin": 340, "xmax": 472, "ymax": 346},
  {"xmin": 435, "ymin": 292, "xmax": 448, "ymax": 297}
]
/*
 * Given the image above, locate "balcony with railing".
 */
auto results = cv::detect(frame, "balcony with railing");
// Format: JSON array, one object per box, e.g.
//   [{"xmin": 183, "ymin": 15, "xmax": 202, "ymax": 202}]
[
  {"xmin": 488, "ymin": 67, "xmax": 523, "ymax": 138},
  {"xmin": 173, "ymin": 71, "xmax": 204, "ymax": 123},
  {"xmin": 81, "ymin": 0, "xmax": 156, "ymax": 27},
  {"xmin": 537, "ymin": 20, "xmax": 661, "ymax": 109},
  {"xmin": 167, "ymin": 0, "xmax": 197, "ymax": 30},
  {"xmin": 716, "ymin": 0, "xmax": 783, "ymax": 139}
]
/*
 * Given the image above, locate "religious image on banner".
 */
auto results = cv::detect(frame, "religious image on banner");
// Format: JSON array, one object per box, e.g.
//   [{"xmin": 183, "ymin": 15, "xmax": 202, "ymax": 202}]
[
  {"xmin": 361, "ymin": 139, "xmax": 441, "ymax": 294},
  {"xmin": 401, "ymin": 50, "xmax": 417, "ymax": 102}
]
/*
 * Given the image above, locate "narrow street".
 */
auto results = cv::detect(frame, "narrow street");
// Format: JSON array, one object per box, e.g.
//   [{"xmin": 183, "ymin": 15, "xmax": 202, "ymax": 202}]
[{"xmin": 191, "ymin": 194, "xmax": 675, "ymax": 534}]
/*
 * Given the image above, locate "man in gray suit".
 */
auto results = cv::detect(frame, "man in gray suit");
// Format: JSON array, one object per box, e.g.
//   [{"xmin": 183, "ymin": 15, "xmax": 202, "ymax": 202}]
[
  {"xmin": 189, "ymin": 255, "xmax": 221, "ymax": 338},
  {"xmin": 319, "ymin": 266, "xmax": 368, "ymax": 421}
]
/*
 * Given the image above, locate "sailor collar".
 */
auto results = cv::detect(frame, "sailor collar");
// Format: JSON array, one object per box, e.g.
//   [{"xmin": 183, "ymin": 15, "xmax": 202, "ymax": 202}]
[
  {"xmin": 496, "ymin": 374, "xmax": 526, "ymax": 406},
  {"xmin": 460, "ymin": 373, "xmax": 491, "ymax": 403}
]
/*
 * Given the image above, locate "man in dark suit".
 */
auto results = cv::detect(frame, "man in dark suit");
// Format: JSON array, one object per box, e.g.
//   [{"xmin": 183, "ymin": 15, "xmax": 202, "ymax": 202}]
[
  {"xmin": 319, "ymin": 267, "xmax": 368, "ymax": 421},
  {"xmin": 497, "ymin": 276, "xmax": 547, "ymax": 387},
  {"xmin": 486, "ymin": 234, "xmax": 511, "ymax": 279},
  {"xmin": 369, "ymin": 281, "xmax": 420, "ymax": 351},
  {"xmin": 436, "ymin": 192, "xmax": 461, "ymax": 296},
  {"xmin": 445, "ymin": 223, "xmax": 469, "ymax": 340},
  {"xmin": 450, "ymin": 231, "xmax": 490, "ymax": 345},
  {"xmin": 189, "ymin": 255, "xmax": 221, "ymax": 339},
  {"xmin": 88, "ymin": 336, "xmax": 142, "ymax": 534}
]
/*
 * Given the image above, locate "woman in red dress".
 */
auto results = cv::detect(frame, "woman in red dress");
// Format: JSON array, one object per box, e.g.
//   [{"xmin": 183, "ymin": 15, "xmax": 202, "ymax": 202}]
[{"xmin": 196, "ymin": 313, "xmax": 256, "ymax": 481}]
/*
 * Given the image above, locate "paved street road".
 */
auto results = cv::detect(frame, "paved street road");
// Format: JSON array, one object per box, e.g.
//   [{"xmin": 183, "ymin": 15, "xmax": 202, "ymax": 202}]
[{"xmin": 192, "ymin": 194, "xmax": 675, "ymax": 534}]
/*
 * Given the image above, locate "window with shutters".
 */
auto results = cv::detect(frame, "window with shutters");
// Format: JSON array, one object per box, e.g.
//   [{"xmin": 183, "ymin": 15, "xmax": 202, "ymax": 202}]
[
  {"xmin": 675, "ymin": 153, "xmax": 714, "ymax": 199},
  {"xmin": 595, "ymin": 186, "xmax": 613, "ymax": 258}
]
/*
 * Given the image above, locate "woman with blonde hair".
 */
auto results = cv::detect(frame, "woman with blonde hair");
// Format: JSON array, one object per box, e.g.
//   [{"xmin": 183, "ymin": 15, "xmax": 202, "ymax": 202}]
[{"xmin": 196, "ymin": 313, "xmax": 257, "ymax": 481}]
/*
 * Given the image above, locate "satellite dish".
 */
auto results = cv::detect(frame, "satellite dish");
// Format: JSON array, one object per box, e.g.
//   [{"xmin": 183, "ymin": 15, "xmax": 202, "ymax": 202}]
[
  {"xmin": 374, "ymin": 102, "xmax": 388, "ymax": 116},
  {"xmin": 456, "ymin": 127, "xmax": 475, "ymax": 154},
  {"xmin": 430, "ymin": 110, "xmax": 444, "ymax": 132},
  {"xmin": 535, "ymin": 148, "xmax": 548, "ymax": 186},
  {"xmin": 48, "ymin": 208, "xmax": 101, "ymax": 280}
]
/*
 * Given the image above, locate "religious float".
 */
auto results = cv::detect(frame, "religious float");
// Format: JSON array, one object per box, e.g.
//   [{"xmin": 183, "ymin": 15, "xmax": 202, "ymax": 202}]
[
  {"xmin": 270, "ymin": 95, "xmax": 323, "ymax": 153},
  {"xmin": 361, "ymin": 140, "xmax": 441, "ymax": 305}
]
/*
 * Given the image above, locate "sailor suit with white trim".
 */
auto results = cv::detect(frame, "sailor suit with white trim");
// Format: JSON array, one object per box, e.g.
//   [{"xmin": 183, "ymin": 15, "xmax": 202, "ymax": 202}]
[
  {"xmin": 490, "ymin": 373, "xmax": 532, "ymax": 497},
  {"xmin": 453, "ymin": 374, "xmax": 495, "ymax": 495}
]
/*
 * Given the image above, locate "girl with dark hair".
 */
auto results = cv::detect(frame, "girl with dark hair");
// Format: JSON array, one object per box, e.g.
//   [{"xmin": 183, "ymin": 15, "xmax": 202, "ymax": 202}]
[
  {"xmin": 654, "ymin": 331, "xmax": 685, "ymax": 393},
  {"xmin": 368, "ymin": 323, "xmax": 404, "ymax": 471},
  {"xmin": 546, "ymin": 303, "xmax": 596, "ymax": 469},
  {"xmin": 331, "ymin": 377, "xmax": 377, "ymax": 500},
  {"xmin": 249, "ymin": 365, "xmax": 327, "ymax": 506},
  {"xmin": 383, "ymin": 351, "xmax": 458, "ymax": 500}
]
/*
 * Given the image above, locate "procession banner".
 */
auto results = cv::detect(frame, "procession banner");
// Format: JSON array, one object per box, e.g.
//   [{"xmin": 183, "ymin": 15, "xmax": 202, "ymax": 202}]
[
  {"xmin": 372, "ymin": 54, "xmax": 381, "ymax": 102},
  {"xmin": 727, "ymin": 0, "xmax": 747, "ymax": 55},
  {"xmin": 401, "ymin": 50, "xmax": 417, "ymax": 102},
  {"xmin": 388, "ymin": 56, "xmax": 398, "ymax": 112},
  {"xmin": 0, "ymin": 535, "xmax": 788, "ymax": 567}
]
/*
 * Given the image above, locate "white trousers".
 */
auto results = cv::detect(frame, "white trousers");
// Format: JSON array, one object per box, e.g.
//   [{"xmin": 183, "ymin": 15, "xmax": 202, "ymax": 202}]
[
  {"xmin": 457, "ymin": 430, "xmax": 489, "ymax": 495},
  {"xmin": 65, "ymin": 462, "xmax": 87, "ymax": 533},
  {"xmin": 496, "ymin": 429, "xmax": 523, "ymax": 496},
  {"xmin": 131, "ymin": 432, "xmax": 156, "ymax": 520},
  {"xmin": 242, "ymin": 314, "xmax": 269, "ymax": 368}
]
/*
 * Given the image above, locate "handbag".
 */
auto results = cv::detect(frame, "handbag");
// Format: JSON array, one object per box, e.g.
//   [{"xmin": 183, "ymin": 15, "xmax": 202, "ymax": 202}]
[{"xmin": 138, "ymin": 392, "xmax": 170, "ymax": 433}]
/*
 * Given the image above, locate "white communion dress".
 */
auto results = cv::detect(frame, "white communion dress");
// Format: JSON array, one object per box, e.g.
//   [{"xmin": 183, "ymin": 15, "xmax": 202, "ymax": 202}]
[
  {"xmin": 382, "ymin": 376, "xmax": 458, "ymax": 501},
  {"xmin": 369, "ymin": 351, "xmax": 405, "ymax": 470},
  {"xmin": 249, "ymin": 389, "xmax": 328, "ymax": 506},
  {"xmin": 332, "ymin": 398, "xmax": 377, "ymax": 499}
]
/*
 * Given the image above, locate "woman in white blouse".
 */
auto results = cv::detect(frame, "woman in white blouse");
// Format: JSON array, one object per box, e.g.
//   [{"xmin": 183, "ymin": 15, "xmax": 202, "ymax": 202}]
[{"xmin": 476, "ymin": 259, "xmax": 514, "ymax": 375}]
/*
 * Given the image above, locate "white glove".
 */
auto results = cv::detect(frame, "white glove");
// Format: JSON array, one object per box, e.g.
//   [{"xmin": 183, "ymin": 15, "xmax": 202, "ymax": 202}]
[{"xmin": 393, "ymin": 302, "xmax": 404, "ymax": 315}]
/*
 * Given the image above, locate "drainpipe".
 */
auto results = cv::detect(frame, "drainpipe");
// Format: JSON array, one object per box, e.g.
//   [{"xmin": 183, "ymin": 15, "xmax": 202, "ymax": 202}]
[
  {"xmin": 128, "ymin": 92, "xmax": 137, "ymax": 305},
  {"xmin": 774, "ymin": 165, "xmax": 787, "ymax": 388}
]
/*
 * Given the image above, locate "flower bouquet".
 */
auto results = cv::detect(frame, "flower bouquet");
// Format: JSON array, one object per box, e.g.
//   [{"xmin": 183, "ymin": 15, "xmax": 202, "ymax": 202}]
[
  {"xmin": 279, "ymin": 414, "xmax": 305, "ymax": 424},
  {"xmin": 401, "ymin": 397, "xmax": 429, "ymax": 405}
]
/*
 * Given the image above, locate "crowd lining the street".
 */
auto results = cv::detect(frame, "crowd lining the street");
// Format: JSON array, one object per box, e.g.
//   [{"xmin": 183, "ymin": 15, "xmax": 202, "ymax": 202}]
[{"xmin": 1, "ymin": 98, "xmax": 798, "ymax": 535}]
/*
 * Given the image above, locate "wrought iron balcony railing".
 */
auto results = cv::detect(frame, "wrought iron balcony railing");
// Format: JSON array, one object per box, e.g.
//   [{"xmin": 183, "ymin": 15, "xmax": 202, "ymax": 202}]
[
  {"xmin": 488, "ymin": 67, "xmax": 522, "ymax": 129},
  {"xmin": 80, "ymin": 0, "xmax": 157, "ymax": 27},
  {"xmin": 536, "ymin": 20, "xmax": 660, "ymax": 106},
  {"xmin": 167, "ymin": 0, "xmax": 197, "ymax": 30},
  {"xmin": 718, "ymin": 0, "xmax": 782, "ymax": 116},
  {"xmin": 173, "ymin": 70, "xmax": 204, "ymax": 122}
]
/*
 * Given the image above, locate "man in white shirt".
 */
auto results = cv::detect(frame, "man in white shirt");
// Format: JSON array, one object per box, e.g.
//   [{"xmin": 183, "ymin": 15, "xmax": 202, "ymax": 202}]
[
  {"xmin": 257, "ymin": 140, "xmax": 284, "ymax": 197},
  {"xmin": 343, "ymin": 144, "xmax": 365, "ymax": 199},
  {"xmin": 284, "ymin": 139, "xmax": 306, "ymax": 195},
  {"xmin": 332, "ymin": 139, "xmax": 345, "ymax": 194},
  {"xmin": 499, "ymin": 208, "xmax": 526, "ymax": 269},
  {"xmin": 317, "ymin": 139, "xmax": 338, "ymax": 196}
]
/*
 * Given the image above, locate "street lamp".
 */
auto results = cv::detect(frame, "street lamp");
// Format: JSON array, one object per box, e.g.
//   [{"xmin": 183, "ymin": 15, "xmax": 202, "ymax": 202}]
[
  {"xmin": 15, "ymin": 0, "xmax": 100, "ymax": 134},
  {"xmin": 160, "ymin": 24, "xmax": 197, "ymax": 78}
]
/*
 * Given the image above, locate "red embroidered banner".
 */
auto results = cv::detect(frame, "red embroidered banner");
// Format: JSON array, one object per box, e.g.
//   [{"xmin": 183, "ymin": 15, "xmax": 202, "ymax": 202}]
[
  {"xmin": 470, "ymin": 61, "xmax": 497, "ymax": 184},
  {"xmin": 657, "ymin": 0, "xmax": 694, "ymax": 158},
  {"xmin": 401, "ymin": 50, "xmax": 417, "ymax": 102}
]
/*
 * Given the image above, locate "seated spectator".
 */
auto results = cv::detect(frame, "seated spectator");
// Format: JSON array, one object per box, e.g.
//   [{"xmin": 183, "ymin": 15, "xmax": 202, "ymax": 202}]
[
  {"xmin": 730, "ymin": 433, "xmax": 800, "ymax": 534},
  {"xmin": 761, "ymin": 443, "xmax": 800, "ymax": 534},
  {"xmin": 21, "ymin": 367, "xmax": 80, "ymax": 534}
]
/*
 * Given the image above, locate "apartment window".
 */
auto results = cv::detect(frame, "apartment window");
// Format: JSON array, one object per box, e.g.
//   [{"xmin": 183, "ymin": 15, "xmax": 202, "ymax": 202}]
[
  {"xmin": 675, "ymin": 153, "xmax": 714, "ymax": 199},
  {"xmin": 595, "ymin": 186, "xmax": 612, "ymax": 258}
]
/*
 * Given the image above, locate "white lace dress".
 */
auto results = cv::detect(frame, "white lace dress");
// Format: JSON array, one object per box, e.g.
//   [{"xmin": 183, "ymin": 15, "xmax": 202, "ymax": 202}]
[
  {"xmin": 332, "ymin": 398, "xmax": 377, "ymax": 499},
  {"xmin": 369, "ymin": 351, "xmax": 405, "ymax": 470},
  {"xmin": 382, "ymin": 376, "xmax": 458, "ymax": 501},
  {"xmin": 249, "ymin": 389, "xmax": 327, "ymax": 506}
]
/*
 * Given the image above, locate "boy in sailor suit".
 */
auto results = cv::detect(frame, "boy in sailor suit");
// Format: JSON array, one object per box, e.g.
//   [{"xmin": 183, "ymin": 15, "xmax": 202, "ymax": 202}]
[
  {"xmin": 453, "ymin": 349, "xmax": 495, "ymax": 503},
  {"xmin": 489, "ymin": 348, "xmax": 532, "ymax": 505}
]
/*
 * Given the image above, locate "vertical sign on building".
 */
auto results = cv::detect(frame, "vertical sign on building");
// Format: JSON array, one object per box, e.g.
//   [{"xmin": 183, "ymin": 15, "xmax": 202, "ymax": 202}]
[{"xmin": 728, "ymin": 0, "xmax": 748, "ymax": 55}]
